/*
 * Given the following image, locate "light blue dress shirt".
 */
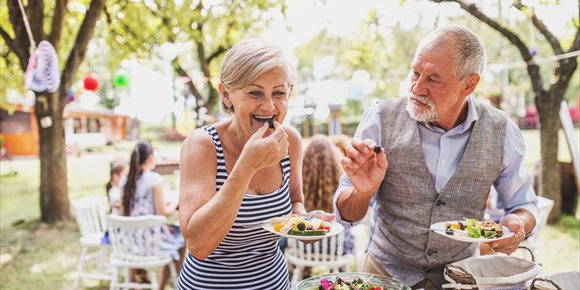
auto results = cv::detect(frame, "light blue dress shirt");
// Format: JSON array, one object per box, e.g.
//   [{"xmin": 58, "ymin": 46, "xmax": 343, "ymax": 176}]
[{"xmin": 334, "ymin": 97, "xmax": 539, "ymax": 228}]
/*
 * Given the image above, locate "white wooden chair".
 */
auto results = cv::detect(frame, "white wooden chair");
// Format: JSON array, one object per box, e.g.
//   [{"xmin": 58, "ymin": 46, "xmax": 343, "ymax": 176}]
[
  {"xmin": 107, "ymin": 214, "xmax": 178, "ymax": 290},
  {"xmin": 517, "ymin": 196, "xmax": 555, "ymax": 261},
  {"xmin": 71, "ymin": 195, "xmax": 114, "ymax": 289},
  {"xmin": 285, "ymin": 232, "xmax": 355, "ymax": 289}
]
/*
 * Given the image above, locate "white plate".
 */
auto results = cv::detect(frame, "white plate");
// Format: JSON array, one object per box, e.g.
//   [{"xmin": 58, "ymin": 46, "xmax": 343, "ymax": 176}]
[
  {"xmin": 430, "ymin": 221, "xmax": 513, "ymax": 243},
  {"xmin": 262, "ymin": 218, "xmax": 344, "ymax": 241}
]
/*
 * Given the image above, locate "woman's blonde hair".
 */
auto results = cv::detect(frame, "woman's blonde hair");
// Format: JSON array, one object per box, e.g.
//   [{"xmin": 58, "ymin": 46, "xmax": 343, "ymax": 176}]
[
  {"xmin": 302, "ymin": 135, "xmax": 343, "ymax": 213},
  {"xmin": 220, "ymin": 38, "xmax": 294, "ymax": 113}
]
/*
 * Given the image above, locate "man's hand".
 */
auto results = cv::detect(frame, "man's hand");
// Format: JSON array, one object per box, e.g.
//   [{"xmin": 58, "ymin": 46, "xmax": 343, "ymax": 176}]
[
  {"xmin": 341, "ymin": 138, "xmax": 388, "ymax": 198},
  {"xmin": 487, "ymin": 214, "xmax": 526, "ymax": 254}
]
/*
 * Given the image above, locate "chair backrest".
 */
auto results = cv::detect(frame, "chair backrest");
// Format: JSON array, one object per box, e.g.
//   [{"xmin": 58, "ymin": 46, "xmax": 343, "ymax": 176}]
[
  {"xmin": 107, "ymin": 215, "xmax": 168, "ymax": 263},
  {"xmin": 286, "ymin": 231, "xmax": 351, "ymax": 266},
  {"xmin": 71, "ymin": 196, "xmax": 109, "ymax": 237},
  {"xmin": 522, "ymin": 196, "xmax": 555, "ymax": 250}
]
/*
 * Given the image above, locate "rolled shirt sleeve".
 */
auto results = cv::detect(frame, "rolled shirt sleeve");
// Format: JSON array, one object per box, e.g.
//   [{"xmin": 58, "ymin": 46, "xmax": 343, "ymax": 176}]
[
  {"xmin": 494, "ymin": 119, "xmax": 539, "ymax": 232},
  {"xmin": 333, "ymin": 103, "xmax": 382, "ymax": 228}
]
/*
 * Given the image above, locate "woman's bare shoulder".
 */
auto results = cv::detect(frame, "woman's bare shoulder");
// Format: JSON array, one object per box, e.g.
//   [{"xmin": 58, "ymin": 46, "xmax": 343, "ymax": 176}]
[
  {"xmin": 181, "ymin": 128, "xmax": 216, "ymax": 158},
  {"xmin": 282, "ymin": 124, "xmax": 302, "ymax": 143}
]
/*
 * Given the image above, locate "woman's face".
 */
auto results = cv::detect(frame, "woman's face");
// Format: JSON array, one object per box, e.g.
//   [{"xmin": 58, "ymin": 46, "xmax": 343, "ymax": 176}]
[{"xmin": 224, "ymin": 68, "xmax": 291, "ymax": 134}]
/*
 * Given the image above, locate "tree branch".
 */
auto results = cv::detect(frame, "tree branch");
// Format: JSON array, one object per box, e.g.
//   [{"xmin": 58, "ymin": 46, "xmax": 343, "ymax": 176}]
[
  {"xmin": 568, "ymin": 27, "xmax": 580, "ymax": 53},
  {"xmin": 196, "ymin": 39, "xmax": 210, "ymax": 77},
  {"xmin": 48, "ymin": 0, "xmax": 69, "ymax": 48},
  {"xmin": 0, "ymin": 26, "xmax": 16, "ymax": 52},
  {"xmin": 28, "ymin": 0, "xmax": 45, "ymax": 44},
  {"xmin": 60, "ymin": 0, "xmax": 106, "ymax": 97},
  {"xmin": 173, "ymin": 61, "xmax": 203, "ymax": 102},
  {"xmin": 206, "ymin": 45, "xmax": 226, "ymax": 63},
  {"xmin": 513, "ymin": 0, "xmax": 562, "ymax": 55},
  {"xmin": 7, "ymin": 0, "xmax": 30, "ymax": 70}
]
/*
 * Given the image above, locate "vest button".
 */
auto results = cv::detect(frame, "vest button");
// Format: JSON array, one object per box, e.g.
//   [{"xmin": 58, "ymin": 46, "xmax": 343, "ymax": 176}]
[
  {"xmin": 436, "ymin": 200, "xmax": 446, "ymax": 206},
  {"xmin": 427, "ymin": 249, "xmax": 437, "ymax": 256}
]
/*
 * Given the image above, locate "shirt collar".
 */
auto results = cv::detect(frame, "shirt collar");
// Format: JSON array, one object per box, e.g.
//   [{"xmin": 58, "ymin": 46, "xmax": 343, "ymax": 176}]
[{"xmin": 422, "ymin": 96, "xmax": 478, "ymax": 133}]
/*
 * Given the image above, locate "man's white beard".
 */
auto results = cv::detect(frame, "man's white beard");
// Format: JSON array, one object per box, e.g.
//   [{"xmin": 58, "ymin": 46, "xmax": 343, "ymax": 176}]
[{"xmin": 406, "ymin": 95, "xmax": 439, "ymax": 122}]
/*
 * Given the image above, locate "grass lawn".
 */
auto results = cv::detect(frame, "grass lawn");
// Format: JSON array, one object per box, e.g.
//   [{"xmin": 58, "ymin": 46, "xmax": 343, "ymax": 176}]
[{"xmin": 0, "ymin": 130, "xmax": 579, "ymax": 289}]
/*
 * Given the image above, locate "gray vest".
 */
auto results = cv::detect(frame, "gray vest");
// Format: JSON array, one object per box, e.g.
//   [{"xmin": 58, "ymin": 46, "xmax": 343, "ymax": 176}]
[{"xmin": 369, "ymin": 97, "xmax": 507, "ymax": 287}]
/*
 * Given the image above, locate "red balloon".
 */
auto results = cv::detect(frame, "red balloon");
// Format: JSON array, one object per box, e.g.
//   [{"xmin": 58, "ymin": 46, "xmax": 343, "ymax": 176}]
[{"xmin": 83, "ymin": 74, "xmax": 100, "ymax": 91}]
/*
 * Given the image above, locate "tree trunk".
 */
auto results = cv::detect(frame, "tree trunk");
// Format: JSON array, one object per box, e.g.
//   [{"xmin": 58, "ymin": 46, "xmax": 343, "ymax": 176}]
[
  {"xmin": 536, "ymin": 92, "xmax": 561, "ymax": 222},
  {"xmin": 35, "ymin": 92, "xmax": 70, "ymax": 223}
]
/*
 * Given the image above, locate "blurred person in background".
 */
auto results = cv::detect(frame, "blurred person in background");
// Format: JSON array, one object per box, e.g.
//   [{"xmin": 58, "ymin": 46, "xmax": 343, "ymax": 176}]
[
  {"xmin": 302, "ymin": 134, "xmax": 354, "ymax": 255},
  {"xmin": 106, "ymin": 157, "xmax": 128, "ymax": 215},
  {"xmin": 121, "ymin": 140, "xmax": 184, "ymax": 289}
]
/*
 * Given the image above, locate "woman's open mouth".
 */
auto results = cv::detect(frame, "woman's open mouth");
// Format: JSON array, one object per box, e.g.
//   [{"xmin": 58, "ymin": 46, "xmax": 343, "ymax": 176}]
[{"xmin": 253, "ymin": 115, "xmax": 276, "ymax": 126}]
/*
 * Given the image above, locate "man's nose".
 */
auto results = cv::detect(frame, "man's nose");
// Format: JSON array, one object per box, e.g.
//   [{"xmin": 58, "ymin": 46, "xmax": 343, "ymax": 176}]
[{"xmin": 411, "ymin": 78, "xmax": 427, "ymax": 97}]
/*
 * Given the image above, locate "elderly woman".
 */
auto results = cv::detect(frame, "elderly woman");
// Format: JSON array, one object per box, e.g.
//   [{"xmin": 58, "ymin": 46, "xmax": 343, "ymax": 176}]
[{"xmin": 177, "ymin": 39, "xmax": 313, "ymax": 290}]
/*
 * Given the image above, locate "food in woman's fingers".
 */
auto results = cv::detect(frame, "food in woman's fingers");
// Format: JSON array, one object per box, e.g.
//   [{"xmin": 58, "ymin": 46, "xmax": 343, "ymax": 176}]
[
  {"xmin": 373, "ymin": 145, "xmax": 382, "ymax": 154},
  {"xmin": 268, "ymin": 119, "xmax": 275, "ymax": 129}
]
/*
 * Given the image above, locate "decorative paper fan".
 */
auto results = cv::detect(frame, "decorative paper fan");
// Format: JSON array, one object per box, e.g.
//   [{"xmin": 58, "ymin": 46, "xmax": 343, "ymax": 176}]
[{"xmin": 25, "ymin": 40, "xmax": 60, "ymax": 93}]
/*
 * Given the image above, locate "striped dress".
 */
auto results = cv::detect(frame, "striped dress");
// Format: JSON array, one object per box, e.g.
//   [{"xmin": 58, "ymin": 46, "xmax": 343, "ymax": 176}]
[{"xmin": 178, "ymin": 125, "xmax": 292, "ymax": 290}]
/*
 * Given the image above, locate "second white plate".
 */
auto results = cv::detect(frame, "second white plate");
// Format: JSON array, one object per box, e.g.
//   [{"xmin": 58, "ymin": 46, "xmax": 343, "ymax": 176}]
[{"xmin": 430, "ymin": 221, "xmax": 513, "ymax": 243}]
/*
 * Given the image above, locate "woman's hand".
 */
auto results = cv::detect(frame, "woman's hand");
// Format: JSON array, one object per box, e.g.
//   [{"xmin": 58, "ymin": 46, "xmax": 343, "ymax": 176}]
[{"xmin": 238, "ymin": 122, "xmax": 289, "ymax": 172}]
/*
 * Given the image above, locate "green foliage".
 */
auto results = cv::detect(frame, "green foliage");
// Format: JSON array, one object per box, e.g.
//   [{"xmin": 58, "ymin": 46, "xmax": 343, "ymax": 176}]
[
  {"xmin": 99, "ymin": 0, "xmax": 287, "ymax": 115},
  {"xmin": 557, "ymin": 214, "xmax": 580, "ymax": 240}
]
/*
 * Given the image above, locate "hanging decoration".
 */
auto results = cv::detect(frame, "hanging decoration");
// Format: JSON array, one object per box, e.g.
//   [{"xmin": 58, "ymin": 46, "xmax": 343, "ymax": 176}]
[
  {"xmin": 112, "ymin": 71, "xmax": 130, "ymax": 88},
  {"xmin": 25, "ymin": 41, "xmax": 61, "ymax": 93},
  {"xmin": 18, "ymin": 0, "xmax": 60, "ymax": 93},
  {"xmin": 83, "ymin": 74, "xmax": 100, "ymax": 91}
]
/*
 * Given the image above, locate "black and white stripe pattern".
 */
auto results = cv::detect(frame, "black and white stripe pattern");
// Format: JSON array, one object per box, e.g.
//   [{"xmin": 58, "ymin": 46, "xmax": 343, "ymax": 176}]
[{"xmin": 178, "ymin": 125, "xmax": 292, "ymax": 290}]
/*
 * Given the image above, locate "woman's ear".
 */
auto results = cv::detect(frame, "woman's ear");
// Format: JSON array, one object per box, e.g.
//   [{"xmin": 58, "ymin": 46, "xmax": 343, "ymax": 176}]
[{"xmin": 219, "ymin": 83, "xmax": 232, "ymax": 109}]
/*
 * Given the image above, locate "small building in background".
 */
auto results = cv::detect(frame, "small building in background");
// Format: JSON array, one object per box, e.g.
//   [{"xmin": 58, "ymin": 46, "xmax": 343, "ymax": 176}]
[
  {"xmin": 0, "ymin": 103, "xmax": 128, "ymax": 157},
  {"xmin": 0, "ymin": 104, "xmax": 38, "ymax": 157}
]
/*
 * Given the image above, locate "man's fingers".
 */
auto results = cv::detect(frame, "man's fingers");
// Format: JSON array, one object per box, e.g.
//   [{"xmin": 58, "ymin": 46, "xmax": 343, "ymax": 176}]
[
  {"xmin": 341, "ymin": 156, "xmax": 359, "ymax": 170},
  {"xmin": 351, "ymin": 138, "xmax": 376, "ymax": 154},
  {"xmin": 345, "ymin": 146, "xmax": 366, "ymax": 164},
  {"xmin": 376, "ymin": 149, "xmax": 388, "ymax": 171}
]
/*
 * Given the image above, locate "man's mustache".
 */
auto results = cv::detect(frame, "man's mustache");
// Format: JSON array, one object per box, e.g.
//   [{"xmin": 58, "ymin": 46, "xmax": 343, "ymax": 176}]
[{"xmin": 409, "ymin": 95, "xmax": 434, "ymax": 107}]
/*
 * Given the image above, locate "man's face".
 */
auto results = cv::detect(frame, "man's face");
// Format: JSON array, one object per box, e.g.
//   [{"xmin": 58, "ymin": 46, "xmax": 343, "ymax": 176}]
[{"xmin": 406, "ymin": 41, "xmax": 471, "ymax": 125}]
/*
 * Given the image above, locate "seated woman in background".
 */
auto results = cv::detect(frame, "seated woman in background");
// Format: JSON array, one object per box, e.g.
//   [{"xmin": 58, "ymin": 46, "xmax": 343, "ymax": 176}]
[
  {"xmin": 121, "ymin": 140, "xmax": 184, "ymax": 289},
  {"xmin": 302, "ymin": 134, "xmax": 354, "ymax": 255}
]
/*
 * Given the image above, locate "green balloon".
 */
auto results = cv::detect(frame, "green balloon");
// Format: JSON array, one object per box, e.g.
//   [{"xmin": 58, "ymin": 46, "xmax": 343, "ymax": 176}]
[{"xmin": 113, "ymin": 72, "xmax": 130, "ymax": 88}]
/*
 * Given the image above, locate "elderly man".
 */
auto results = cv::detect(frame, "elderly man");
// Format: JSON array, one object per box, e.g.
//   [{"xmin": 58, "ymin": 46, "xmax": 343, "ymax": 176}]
[{"xmin": 334, "ymin": 26, "xmax": 538, "ymax": 289}]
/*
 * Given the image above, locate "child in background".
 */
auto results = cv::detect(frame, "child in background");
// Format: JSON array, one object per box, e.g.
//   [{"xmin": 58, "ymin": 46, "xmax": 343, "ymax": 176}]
[
  {"xmin": 302, "ymin": 134, "xmax": 354, "ymax": 255},
  {"xmin": 106, "ymin": 158, "xmax": 128, "ymax": 215}
]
